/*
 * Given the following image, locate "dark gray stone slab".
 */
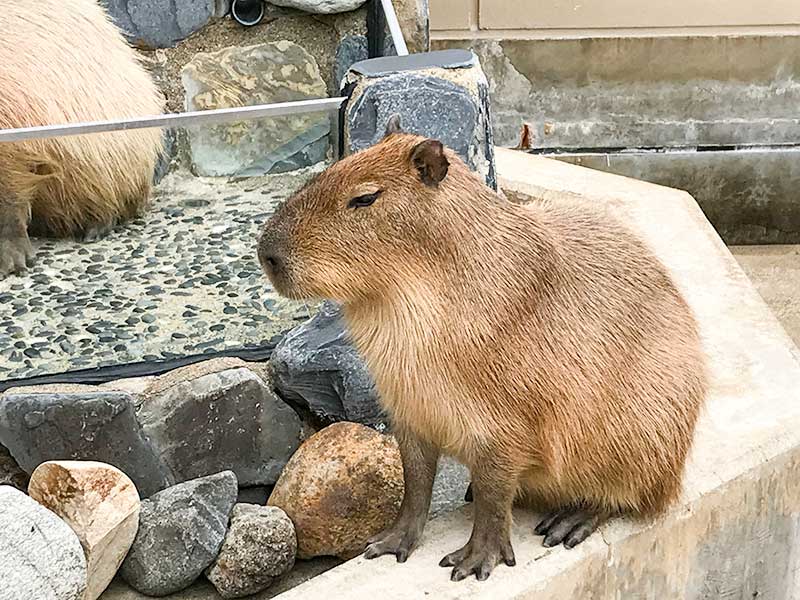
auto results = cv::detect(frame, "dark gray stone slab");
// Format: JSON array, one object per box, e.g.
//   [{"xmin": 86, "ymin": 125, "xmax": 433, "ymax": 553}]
[
  {"xmin": 137, "ymin": 368, "xmax": 303, "ymax": 487},
  {"xmin": 120, "ymin": 471, "xmax": 238, "ymax": 596},
  {"xmin": 349, "ymin": 49, "xmax": 476, "ymax": 77},
  {"xmin": 0, "ymin": 392, "xmax": 173, "ymax": 497},
  {"xmin": 101, "ymin": 0, "xmax": 217, "ymax": 49},
  {"xmin": 270, "ymin": 302, "xmax": 385, "ymax": 430}
]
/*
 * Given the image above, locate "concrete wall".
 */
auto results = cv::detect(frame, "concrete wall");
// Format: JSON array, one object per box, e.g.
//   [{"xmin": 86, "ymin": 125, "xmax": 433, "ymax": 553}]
[
  {"xmin": 431, "ymin": 0, "xmax": 800, "ymax": 33},
  {"xmin": 428, "ymin": 10, "xmax": 800, "ymax": 244}
]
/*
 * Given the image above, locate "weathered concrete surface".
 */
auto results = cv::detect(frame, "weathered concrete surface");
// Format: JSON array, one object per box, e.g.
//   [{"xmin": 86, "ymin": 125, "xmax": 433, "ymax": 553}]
[
  {"xmin": 548, "ymin": 147, "xmax": 800, "ymax": 245},
  {"xmin": 271, "ymin": 148, "xmax": 800, "ymax": 599},
  {"xmin": 731, "ymin": 245, "xmax": 800, "ymax": 349},
  {"xmin": 100, "ymin": 558, "xmax": 342, "ymax": 600},
  {"xmin": 433, "ymin": 35, "xmax": 800, "ymax": 149}
]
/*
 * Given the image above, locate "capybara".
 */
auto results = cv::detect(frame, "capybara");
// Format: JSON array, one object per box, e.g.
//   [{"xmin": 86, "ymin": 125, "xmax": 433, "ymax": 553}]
[
  {"xmin": 257, "ymin": 115, "xmax": 707, "ymax": 581},
  {"xmin": 0, "ymin": 0, "xmax": 164, "ymax": 278}
]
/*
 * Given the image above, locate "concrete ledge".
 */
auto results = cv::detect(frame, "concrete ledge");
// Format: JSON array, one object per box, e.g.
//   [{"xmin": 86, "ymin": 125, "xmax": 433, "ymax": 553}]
[{"xmin": 275, "ymin": 148, "xmax": 800, "ymax": 599}]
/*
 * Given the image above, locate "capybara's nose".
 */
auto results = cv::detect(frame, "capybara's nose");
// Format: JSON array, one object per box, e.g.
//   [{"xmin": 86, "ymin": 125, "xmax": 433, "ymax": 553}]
[{"xmin": 257, "ymin": 226, "xmax": 285, "ymax": 275}]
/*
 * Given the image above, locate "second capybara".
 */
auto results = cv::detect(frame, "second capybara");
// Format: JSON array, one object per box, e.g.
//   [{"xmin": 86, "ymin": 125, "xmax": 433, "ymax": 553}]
[
  {"xmin": 0, "ymin": 0, "xmax": 164, "ymax": 278},
  {"xmin": 257, "ymin": 115, "xmax": 707, "ymax": 582}
]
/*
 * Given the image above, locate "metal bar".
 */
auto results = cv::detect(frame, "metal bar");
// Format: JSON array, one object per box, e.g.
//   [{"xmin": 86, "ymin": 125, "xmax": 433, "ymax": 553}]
[
  {"xmin": 381, "ymin": 0, "xmax": 409, "ymax": 56},
  {"xmin": 0, "ymin": 97, "xmax": 347, "ymax": 143}
]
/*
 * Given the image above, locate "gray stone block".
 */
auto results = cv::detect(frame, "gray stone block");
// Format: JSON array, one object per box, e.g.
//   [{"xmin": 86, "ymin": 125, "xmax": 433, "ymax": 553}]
[
  {"xmin": 344, "ymin": 50, "xmax": 496, "ymax": 189},
  {"xmin": 182, "ymin": 41, "xmax": 330, "ymax": 177},
  {"xmin": 102, "ymin": 0, "xmax": 216, "ymax": 49},
  {"xmin": 270, "ymin": 302, "xmax": 385, "ymax": 430},
  {"xmin": 0, "ymin": 486, "xmax": 87, "ymax": 600},
  {"xmin": 334, "ymin": 35, "xmax": 368, "ymax": 91},
  {"xmin": 136, "ymin": 368, "xmax": 303, "ymax": 486},
  {"xmin": 0, "ymin": 392, "xmax": 173, "ymax": 498},
  {"xmin": 120, "ymin": 471, "xmax": 238, "ymax": 596}
]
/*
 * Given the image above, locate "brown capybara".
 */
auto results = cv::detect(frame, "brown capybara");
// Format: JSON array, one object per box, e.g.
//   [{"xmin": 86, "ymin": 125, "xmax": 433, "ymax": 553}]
[
  {"xmin": 0, "ymin": 0, "xmax": 164, "ymax": 278},
  {"xmin": 257, "ymin": 115, "xmax": 707, "ymax": 582}
]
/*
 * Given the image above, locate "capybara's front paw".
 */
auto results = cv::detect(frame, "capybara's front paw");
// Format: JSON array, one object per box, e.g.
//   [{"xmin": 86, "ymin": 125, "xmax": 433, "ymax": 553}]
[
  {"xmin": 0, "ymin": 236, "xmax": 34, "ymax": 278},
  {"xmin": 363, "ymin": 523, "xmax": 422, "ymax": 563},
  {"xmin": 439, "ymin": 532, "xmax": 516, "ymax": 581}
]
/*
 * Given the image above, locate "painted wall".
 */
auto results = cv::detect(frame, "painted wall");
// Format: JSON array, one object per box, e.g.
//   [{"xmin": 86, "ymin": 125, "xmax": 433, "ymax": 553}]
[{"xmin": 431, "ymin": 0, "xmax": 800, "ymax": 36}]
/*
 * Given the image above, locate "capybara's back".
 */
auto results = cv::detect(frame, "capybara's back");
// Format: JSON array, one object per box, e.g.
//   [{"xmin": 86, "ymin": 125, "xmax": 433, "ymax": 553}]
[{"xmin": 0, "ymin": 0, "xmax": 163, "ymax": 242}]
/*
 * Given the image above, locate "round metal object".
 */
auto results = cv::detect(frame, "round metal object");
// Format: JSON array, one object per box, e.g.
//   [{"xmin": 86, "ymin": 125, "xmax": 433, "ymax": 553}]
[{"xmin": 231, "ymin": 0, "xmax": 265, "ymax": 26}]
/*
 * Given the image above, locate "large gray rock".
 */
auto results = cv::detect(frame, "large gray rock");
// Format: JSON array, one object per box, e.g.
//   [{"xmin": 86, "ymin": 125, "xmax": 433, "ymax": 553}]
[
  {"xmin": 0, "ymin": 486, "xmax": 87, "ymax": 600},
  {"xmin": 137, "ymin": 368, "xmax": 303, "ymax": 486},
  {"xmin": 205, "ymin": 504, "xmax": 297, "ymax": 598},
  {"xmin": 0, "ymin": 442, "xmax": 27, "ymax": 491},
  {"xmin": 270, "ymin": 302, "xmax": 385, "ymax": 430},
  {"xmin": 268, "ymin": 0, "xmax": 366, "ymax": 14},
  {"xmin": 120, "ymin": 471, "xmax": 238, "ymax": 596},
  {"xmin": 102, "ymin": 0, "xmax": 223, "ymax": 49},
  {"xmin": 344, "ymin": 50, "xmax": 496, "ymax": 190},
  {"xmin": 0, "ymin": 392, "xmax": 173, "ymax": 498},
  {"xmin": 182, "ymin": 41, "xmax": 330, "ymax": 177}
]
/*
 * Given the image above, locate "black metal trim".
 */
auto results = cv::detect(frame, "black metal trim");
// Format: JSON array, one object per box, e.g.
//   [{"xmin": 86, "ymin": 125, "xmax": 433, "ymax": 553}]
[
  {"xmin": 0, "ymin": 339, "xmax": 282, "ymax": 392},
  {"xmin": 366, "ymin": 0, "xmax": 387, "ymax": 59}
]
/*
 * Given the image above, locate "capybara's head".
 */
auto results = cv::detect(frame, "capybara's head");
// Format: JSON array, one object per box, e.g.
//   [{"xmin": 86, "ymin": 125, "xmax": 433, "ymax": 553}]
[{"xmin": 258, "ymin": 115, "xmax": 477, "ymax": 303}]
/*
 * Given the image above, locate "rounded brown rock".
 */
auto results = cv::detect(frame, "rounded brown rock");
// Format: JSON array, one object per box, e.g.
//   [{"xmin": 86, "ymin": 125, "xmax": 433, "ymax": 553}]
[{"xmin": 268, "ymin": 422, "xmax": 403, "ymax": 560}]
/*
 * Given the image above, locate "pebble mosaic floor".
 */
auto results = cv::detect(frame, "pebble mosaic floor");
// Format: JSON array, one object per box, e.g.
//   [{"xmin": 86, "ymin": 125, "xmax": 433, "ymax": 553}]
[{"xmin": 0, "ymin": 166, "xmax": 326, "ymax": 381}]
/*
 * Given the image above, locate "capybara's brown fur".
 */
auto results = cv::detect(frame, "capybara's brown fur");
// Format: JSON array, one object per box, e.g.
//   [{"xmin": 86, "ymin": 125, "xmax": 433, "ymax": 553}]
[
  {"xmin": 258, "ymin": 116, "xmax": 707, "ymax": 581},
  {"xmin": 0, "ymin": 0, "xmax": 164, "ymax": 277}
]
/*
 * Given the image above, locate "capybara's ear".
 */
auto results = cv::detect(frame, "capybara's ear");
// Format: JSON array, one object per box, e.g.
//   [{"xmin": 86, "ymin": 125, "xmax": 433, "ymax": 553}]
[
  {"xmin": 383, "ymin": 113, "xmax": 403, "ymax": 137},
  {"xmin": 410, "ymin": 139, "xmax": 449, "ymax": 187}
]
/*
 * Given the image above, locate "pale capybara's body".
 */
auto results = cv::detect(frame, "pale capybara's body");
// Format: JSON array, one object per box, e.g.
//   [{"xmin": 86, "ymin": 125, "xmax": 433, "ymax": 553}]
[
  {"xmin": 0, "ymin": 0, "xmax": 164, "ymax": 276},
  {"xmin": 258, "ymin": 116, "xmax": 707, "ymax": 581}
]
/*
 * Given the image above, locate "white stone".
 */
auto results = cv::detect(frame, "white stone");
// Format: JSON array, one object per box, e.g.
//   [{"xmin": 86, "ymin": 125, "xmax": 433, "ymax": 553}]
[
  {"xmin": 0, "ymin": 485, "xmax": 87, "ymax": 600},
  {"xmin": 28, "ymin": 461, "xmax": 140, "ymax": 600},
  {"xmin": 268, "ymin": 0, "xmax": 366, "ymax": 14}
]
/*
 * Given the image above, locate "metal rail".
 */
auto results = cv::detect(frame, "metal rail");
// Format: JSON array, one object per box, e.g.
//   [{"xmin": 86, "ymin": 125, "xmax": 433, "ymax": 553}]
[
  {"xmin": 0, "ymin": 97, "xmax": 346, "ymax": 143},
  {"xmin": 0, "ymin": 0, "xmax": 408, "ymax": 144},
  {"xmin": 381, "ymin": 0, "xmax": 409, "ymax": 56}
]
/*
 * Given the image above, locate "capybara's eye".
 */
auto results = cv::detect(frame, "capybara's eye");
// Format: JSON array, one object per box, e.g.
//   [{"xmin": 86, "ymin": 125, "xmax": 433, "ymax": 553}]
[{"xmin": 348, "ymin": 191, "xmax": 381, "ymax": 209}]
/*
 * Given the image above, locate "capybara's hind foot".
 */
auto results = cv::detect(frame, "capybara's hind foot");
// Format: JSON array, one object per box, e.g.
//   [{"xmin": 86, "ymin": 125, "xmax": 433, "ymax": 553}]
[
  {"xmin": 439, "ymin": 531, "xmax": 516, "ymax": 581},
  {"xmin": 0, "ymin": 236, "xmax": 34, "ymax": 278},
  {"xmin": 535, "ymin": 507, "xmax": 603, "ymax": 549}
]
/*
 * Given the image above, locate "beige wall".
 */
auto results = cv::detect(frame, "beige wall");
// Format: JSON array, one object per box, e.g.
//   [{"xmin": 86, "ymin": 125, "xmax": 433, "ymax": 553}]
[{"xmin": 431, "ymin": 0, "xmax": 800, "ymax": 34}]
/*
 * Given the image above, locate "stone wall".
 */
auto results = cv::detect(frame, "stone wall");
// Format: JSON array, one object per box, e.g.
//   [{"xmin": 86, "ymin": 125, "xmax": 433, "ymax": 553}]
[{"xmin": 101, "ymin": 1, "xmax": 429, "ymax": 179}]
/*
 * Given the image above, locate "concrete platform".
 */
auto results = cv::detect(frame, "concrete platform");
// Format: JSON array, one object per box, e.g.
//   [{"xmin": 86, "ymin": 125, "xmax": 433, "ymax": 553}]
[
  {"xmin": 731, "ymin": 245, "xmax": 800, "ymax": 349},
  {"xmin": 274, "ymin": 148, "xmax": 800, "ymax": 599}
]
